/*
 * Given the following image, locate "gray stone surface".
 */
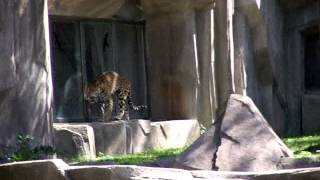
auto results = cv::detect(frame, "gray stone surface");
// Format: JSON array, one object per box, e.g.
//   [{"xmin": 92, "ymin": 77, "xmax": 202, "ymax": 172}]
[
  {"xmin": 67, "ymin": 167, "xmax": 112, "ymax": 180},
  {"xmin": 195, "ymin": 9, "xmax": 217, "ymax": 128},
  {"xmin": 253, "ymin": 168, "xmax": 320, "ymax": 180},
  {"xmin": 284, "ymin": 1, "xmax": 320, "ymax": 135},
  {"xmin": 280, "ymin": 157, "xmax": 320, "ymax": 169},
  {"xmin": 141, "ymin": 0, "xmax": 213, "ymax": 15},
  {"xmin": 146, "ymin": 120, "xmax": 200, "ymax": 151},
  {"xmin": 48, "ymin": 0, "xmax": 125, "ymax": 19},
  {"xmin": 53, "ymin": 119, "xmax": 200, "ymax": 156},
  {"xmin": 191, "ymin": 168, "xmax": 320, "ymax": 180},
  {"xmin": 3, "ymin": 159, "xmax": 320, "ymax": 180},
  {"xmin": 144, "ymin": 10, "xmax": 198, "ymax": 120},
  {"xmin": 174, "ymin": 122, "xmax": 219, "ymax": 170},
  {"xmin": 90, "ymin": 121, "xmax": 128, "ymax": 155},
  {"xmin": 302, "ymin": 94, "xmax": 320, "ymax": 134},
  {"xmin": 142, "ymin": 0, "xmax": 214, "ymax": 121},
  {"xmin": 260, "ymin": 0, "xmax": 286, "ymax": 135},
  {"xmin": 67, "ymin": 165, "xmax": 194, "ymax": 180},
  {"xmin": 174, "ymin": 94, "xmax": 292, "ymax": 171},
  {"xmin": 106, "ymin": 165, "xmax": 194, "ymax": 179},
  {"xmin": 215, "ymin": 94, "xmax": 292, "ymax": 171},
  {"xmin": 0, "ymin": 159, "xmax": 68, "ymax": 180},
  {"xmin": 214, "ymin": 0, "xmax": 235, "ymax": 116},
  {"xmin": 126, "ymin": 119, "xmax": 152, "ymax": 153},
  {"xmin": 0, "ymin": 1, "xmax": 16, "ymax": 91},
  {"xmin": 234, "ymin": 0, "xmax": 273, "ymax": 126},
  {"xmin": 54, "ymin": 128, "xmax": 87, "ymax": 158},
  {"xmin": 54, "ymin": 124, "xmax": 96, "ymax": 158},
  {"xmin": 0, "ymin": 0, "xmax": 53, "ymax": 155}
]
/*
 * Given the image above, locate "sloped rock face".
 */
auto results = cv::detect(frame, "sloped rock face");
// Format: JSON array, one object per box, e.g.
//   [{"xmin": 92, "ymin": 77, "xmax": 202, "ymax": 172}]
[{"xmin": 174, "ymin": 94, "xmax": 292, "ymax": 171}]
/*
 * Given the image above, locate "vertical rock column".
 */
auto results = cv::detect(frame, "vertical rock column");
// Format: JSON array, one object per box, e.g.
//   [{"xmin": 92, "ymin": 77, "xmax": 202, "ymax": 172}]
[
  {"xmin": 0, "ymin": 0, "xmax": 53, "ymax": 151},
  {"xmin": 195, "ymin": 8, "xmax": 216, "ymax": 127},
  {"xmin": 142, "ymin": 1, "xmax": 199, "ymax": 120},
  {"xmin": 214, "ymin": 0, "xmax": 236, "ymax": 115}
]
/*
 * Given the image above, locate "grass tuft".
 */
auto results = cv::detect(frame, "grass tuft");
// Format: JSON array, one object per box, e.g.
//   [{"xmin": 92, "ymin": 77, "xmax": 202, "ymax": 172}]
[
  {"xmin": 283, "ymin": 134, "xmax": 320, "ymax": 158},
  {"xmin": 67, "ymin": 146, "xmax": 188, "ymax": 165},
  {"xmin": 67, "ymin": 133, "xmax": 320, "ymax": 165}
]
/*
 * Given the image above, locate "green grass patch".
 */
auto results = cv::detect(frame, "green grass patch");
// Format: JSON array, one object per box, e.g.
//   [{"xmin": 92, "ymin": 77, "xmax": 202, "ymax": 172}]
[
  {"xmin": 66, "ymin": 134, "xmax": 320, "ymax": 164},
  {"xmin": 67, "ymin": 147, "xmax": 188, "ymax": 165},
  {"xmin": 283, "ymin": 134, "xmax": 320, "ymax": 158}
]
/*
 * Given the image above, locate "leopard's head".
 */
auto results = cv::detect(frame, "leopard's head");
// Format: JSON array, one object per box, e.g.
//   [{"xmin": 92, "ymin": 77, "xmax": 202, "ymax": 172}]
[{"xmin": 84, "ymin": 82, "xmax": 102, "ymax": 104}]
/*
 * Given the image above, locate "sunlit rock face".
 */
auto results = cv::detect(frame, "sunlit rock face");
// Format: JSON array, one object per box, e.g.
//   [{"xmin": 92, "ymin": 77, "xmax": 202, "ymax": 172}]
[
  {"xmin": 141, "ymin": 0, "xmax": 214, "ymax": 121},
  {"xmin": 141, "ymin": 0, "xmax": 214, "ymax": 15},
  {"xmin": 0, "ymin": 0, "xmax": 53, "ymax": 154},
  {"xmin": 48, "ymin": 0, "xmax": 143, "ymax": 21},
  {"xmin": 48, "ymin": 0, "xmax": 125, "ymax": 19}
]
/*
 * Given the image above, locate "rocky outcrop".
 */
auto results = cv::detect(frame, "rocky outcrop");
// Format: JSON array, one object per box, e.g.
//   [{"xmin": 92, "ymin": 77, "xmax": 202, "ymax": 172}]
[
  {"xmin": 53, "ymin": 124, "xmax": 96, "ymax": 158},
  {"xmin": 53, "ymin": 119, "xmax": 200, "ymax": 157},
  {"xmin": 174, "ymin": 94, "xmax": 292, "ymax": 171}
]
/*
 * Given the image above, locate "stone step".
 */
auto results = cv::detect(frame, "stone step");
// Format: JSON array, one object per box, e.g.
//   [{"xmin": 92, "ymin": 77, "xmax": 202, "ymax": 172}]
[{"xmin": 53, "ymin": 119, "xmax": 201, "ymax": 158}]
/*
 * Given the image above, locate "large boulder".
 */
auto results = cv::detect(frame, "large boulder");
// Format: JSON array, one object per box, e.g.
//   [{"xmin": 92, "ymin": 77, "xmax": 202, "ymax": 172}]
[
  {"xmin": 54, "ymin": 124, "xmax": 96, "ymax": 158},
  {"xmin": 90, "ymin": 121, "xmax": 128, "ymax": 155},
  {"xmin": 0, "ymin": 159, "xmax": 68, "ymax": 180},
  {"xmin": 128, "ymin": 119, "xmax": 200, "ymax": 153},
  {"xmin": 174, "ymin": 94, "xmax": 292, "ymax": 171}
]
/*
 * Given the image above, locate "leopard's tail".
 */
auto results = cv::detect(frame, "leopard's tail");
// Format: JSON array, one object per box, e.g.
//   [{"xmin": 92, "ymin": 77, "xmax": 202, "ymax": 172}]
[{"xmin": 127, "ymin": 92, "xmax": 147, "ymax": 111}]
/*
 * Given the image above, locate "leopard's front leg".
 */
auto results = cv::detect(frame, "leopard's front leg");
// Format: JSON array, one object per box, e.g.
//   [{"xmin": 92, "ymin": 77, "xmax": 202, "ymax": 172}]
[
  {"xmin": 114, "ymin": 99, "xmax": 125, "ymax": 120},
  {"xmin": 99, "ymin": 103, "xmax": 107, "ymax": 122},
  {"xmin": 97, "ymin": 95, "xmax": 113, "ymax": 122},
  {"xmin": 105, "ymin": 97, "xmax": 113, "ymax": 122},
  {"xmin": 114, "ymin": 89, "xmax": 129, "ymax": 120}
]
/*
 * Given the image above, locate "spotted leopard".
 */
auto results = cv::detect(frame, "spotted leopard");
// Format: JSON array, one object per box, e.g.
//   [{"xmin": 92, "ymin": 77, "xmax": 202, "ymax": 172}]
[{"xmin": 85, "ymin": 71, "xmax": 147, "ymax": 121}]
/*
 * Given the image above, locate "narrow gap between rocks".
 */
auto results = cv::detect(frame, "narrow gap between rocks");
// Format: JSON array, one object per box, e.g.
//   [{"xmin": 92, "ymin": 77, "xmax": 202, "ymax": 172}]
[{"xmin": 211, "ymin": 110, "xmax": 225, "ymax": 170}]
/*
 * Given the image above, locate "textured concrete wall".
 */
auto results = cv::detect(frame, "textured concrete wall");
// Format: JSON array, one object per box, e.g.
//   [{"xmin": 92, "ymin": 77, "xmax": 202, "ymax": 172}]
[
  {"xmin": 195, "ymin": 9, "xmax": 217, "ymax": 128},
  {"xmin": 48, "ymin": 0, "xmax": 142, "ymax": 21},
  {"xmin": 234, "ymin": 0, "xmax": 273, "ymax": 125},
  {"xmin": 0, "ymin": 0, "xmax": 53, "ymax": 152},
  {"xmin": 142, "ymin": 0, "xmax": 213, "ymax": 121},
  {"xmin": 144, "ymin": 10, "xmax": 198, "ymax": 120},
  {"xmin": 284, "ymin": 0, "xmax": 320, "ymax": 135},
  {"xmin": 260, "ymin": 0, "xmax": 287, "ymax": 134},
  {"xmin": 233, "ymin": 0, "xmax": 320, "ymax": 135},
  {"xmin": 48, "ymin": 0, "xmax": 125, "ymax": 19}
]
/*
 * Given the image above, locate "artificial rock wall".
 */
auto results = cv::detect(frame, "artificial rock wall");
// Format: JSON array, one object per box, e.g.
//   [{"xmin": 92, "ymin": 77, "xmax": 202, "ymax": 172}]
[
  {"xmin": 232, "ymin": 0, "xmax": 320, "ymax": 135},
  {"xmin": 142, "ymin": 0, "xmax": 215, "ymax": 127},
  {"xmin": 0, "ymin": 0, "xmax": 314, "ymax": 152},
  {"xmin": 0, "ymin": 0, "xmax": 53, "ymax": 152},
  {"xmin": 232, "ymin": 0, "xmax": 289, "ymax": 134}
]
